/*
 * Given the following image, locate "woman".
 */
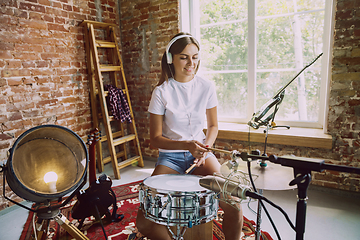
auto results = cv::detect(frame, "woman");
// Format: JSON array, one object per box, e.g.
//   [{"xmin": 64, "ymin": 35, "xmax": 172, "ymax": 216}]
[{"xmin": 135, "ymin": 33, "xmax": 243, "ymax": 240}]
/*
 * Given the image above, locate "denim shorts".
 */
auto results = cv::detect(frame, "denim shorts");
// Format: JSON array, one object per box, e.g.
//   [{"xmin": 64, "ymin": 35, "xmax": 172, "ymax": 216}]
[{"xmin": 156, "ymin": 151, "xmax": 216, "ymax": 174}]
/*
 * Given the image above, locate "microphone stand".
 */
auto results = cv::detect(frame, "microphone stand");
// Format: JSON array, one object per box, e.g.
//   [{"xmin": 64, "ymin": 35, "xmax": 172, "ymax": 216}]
[
  {"xmin": 239, "ymin": 152, "xmax": 360, "ymax": 240},
  {"xmin": 248, "ymin": 53, "xmax": 323, "ymax": 130}
]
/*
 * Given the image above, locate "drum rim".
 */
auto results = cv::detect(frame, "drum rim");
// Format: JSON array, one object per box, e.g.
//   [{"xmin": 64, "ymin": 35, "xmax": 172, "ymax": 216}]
[{"xmin": 142, "ymin": 174, "xmax": 210, "ymax": 193}]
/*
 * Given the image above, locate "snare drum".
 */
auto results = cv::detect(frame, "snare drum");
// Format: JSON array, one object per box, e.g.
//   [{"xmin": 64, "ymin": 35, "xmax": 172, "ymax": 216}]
[{"xmin": 139, "ymin": 174, "xmax": 218, "ymax": 227}]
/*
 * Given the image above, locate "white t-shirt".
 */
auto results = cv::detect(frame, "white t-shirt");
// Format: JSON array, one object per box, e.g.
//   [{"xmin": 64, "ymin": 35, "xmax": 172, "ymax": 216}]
[{"xmin": 148, "ymin": 76, "xmax": 218, "ymax": 152}]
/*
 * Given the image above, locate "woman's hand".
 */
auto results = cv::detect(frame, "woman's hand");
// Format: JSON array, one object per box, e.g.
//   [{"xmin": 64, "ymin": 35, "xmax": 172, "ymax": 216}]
[{"xmin": 187, "ymin": 140, "xmax": 209, "ymax": 166}]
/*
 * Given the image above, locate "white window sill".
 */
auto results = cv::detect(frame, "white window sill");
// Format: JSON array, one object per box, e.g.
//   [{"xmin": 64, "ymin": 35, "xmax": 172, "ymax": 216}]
[{"xmin": 207, "ymin": 122, "xmax": 333, "ymax": 149}]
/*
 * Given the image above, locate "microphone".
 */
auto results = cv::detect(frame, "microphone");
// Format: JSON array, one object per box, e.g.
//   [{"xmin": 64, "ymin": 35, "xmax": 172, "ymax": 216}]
[
  {"xmin": 220, "ymin": 150, "xmax": 261, "ymax": 177},
  {"xmin": 199, "ymin": 175, "xmax": 263, "ymax": 200}
]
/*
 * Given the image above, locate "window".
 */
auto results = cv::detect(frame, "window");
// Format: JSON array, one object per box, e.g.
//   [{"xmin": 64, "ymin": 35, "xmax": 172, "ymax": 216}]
[{"xmin": 180, "ymin": 0, "xmax": 334, "ymax": 129}]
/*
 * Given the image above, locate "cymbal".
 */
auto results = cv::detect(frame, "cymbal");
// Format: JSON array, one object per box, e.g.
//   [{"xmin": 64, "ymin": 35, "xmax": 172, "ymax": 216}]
[{"xmin": 222, "ymin": 160, "xmax": 296, "ymax": 190}]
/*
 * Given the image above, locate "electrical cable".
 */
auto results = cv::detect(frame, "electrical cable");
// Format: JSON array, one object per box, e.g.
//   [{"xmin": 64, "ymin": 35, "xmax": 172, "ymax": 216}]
[
  {"xmin": 32, "ymin": 213, "xmax": 38, "ymax": 240},
  {"xmin": 257, "ymin": 194, "xmax": 296, "ymax": 231}
]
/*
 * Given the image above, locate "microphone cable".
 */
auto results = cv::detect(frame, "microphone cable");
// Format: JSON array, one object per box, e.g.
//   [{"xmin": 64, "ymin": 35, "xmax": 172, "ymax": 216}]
[{"xmin": 247, "ymin": 161, "xmax": 297, "ymax": 238}]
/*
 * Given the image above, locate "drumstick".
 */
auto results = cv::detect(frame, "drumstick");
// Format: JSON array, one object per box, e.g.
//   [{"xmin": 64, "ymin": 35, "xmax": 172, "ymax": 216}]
[
  {"xmin": 205, "ymin": 147, "xmax": 232, "ymax": 155},
  {"xmin": 185, "ymin": 163, "xmax": 196, "ymax": 174},
  {"xmin": 186, "ymin": 147, "xmax": 232, "ymax": 174}
]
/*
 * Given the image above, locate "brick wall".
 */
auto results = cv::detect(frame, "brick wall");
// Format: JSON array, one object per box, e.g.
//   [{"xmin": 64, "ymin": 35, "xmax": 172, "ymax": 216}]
[
  {"xmin": 326, "ymin": 0, "xmax": 360, "ymax": 189},
  {"xmin": 119, "ymin": 0, "xmax": 360, "ymax": 192},
  {"xmin": 0, "ymin": 0, "xmax": 121, "ymax": 210},
  {"xmin": 118, "ymin": 0, "xmax": 179, "ymax": 158}
]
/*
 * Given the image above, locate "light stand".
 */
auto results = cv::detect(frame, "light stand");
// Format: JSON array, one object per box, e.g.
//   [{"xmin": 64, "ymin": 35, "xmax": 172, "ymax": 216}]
[
  {"xmin": 1, "ymin": 125, "xmax": 89, "ymax": 240},
  {"xmin": 239, "ymin": 152, "xmax": 360, "ymax": 240}
]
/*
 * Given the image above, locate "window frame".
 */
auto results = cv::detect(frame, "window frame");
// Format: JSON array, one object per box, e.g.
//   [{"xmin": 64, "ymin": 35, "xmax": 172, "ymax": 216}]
[{"xmin": 180, "ymin": 0, "xmax": 335, "ymax": 130}]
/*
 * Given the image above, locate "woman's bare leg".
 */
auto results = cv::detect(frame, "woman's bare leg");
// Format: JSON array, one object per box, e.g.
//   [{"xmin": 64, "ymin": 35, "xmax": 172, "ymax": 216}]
[{"xmin": 193, "ymin": 155, "xmax": 244, "ymax": 240}]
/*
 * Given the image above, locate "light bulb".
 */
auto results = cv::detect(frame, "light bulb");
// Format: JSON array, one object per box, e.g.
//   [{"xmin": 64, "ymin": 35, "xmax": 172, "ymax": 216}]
[{"xmin": 44, "ymin": 171, "xmax": 58, "ymax": 193}]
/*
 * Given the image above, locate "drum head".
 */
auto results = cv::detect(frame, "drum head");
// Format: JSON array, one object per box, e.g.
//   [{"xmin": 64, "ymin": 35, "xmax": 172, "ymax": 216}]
[{"xmin": 143, "ymin": 174, "xmax": 208, "ymax": 192}]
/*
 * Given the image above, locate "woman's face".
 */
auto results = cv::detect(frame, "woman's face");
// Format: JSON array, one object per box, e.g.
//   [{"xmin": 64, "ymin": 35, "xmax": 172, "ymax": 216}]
[{"xmin": 172, "ymin": 43, "xmax": 199, "ymax": 82}]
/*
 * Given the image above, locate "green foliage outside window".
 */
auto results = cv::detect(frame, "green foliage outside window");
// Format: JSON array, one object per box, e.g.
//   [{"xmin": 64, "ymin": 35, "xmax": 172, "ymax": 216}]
[{"xmin": 197, "ymin": 0, "xmax": 325, "ymax": 123}]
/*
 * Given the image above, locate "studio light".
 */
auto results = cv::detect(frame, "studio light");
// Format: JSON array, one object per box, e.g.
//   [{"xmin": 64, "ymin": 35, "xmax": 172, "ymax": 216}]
[{"xmin": 1, "ymin": 124, "xmax": 89, "ymax": 239}]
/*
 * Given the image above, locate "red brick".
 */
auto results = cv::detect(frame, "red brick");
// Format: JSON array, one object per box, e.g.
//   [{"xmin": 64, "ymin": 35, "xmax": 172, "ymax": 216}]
[
  {"xmin": 45, "ymin": 7, "xmax": 67, "ymax": 17},
  {"xmin": 29, "ymin": 12, "xmax": 42, "ymax": 21},
  {"xmin": 47, "ymin": 23, "xmax": 69, "ymax": 32},
  {"xmin": 19, "ymin": 19, "xmax": 47, "ymax": 30},
  {"xmin": 41, "ymin": 53, "xmax": 59, "ymax": 60},
  {"xmin": 9, "ymin": 112, "xmax": 22, "ymax": 121},
  {"xmin": 63, "ymin": 4, "xmax": 72, "ymax": 11},
  {"xmin": 22, "ymin": 61, "xmax": 36, "ymax": 68},
  {"xmin": 0, "ymin": 50, "xmax": 12, "ymax": 59},
  {"xmin": 7, "ymin": 77, "xmax": 23, "ymax": 86},
  {"xmin": 69, "ymin": 12, "xmax": 85, "ymax": 20},
  {"xmin": 38, "ymin": 0, "xmax": 51, "ymax": 6},
  {"xmin": 73, "ymin": 6, "xmax": 80, "ymax": 13},
  {"xmin": 15, "ymin": 43, "xmax": 43, "ymax": 53},
  {"xmin": 23, "ymin": 77, "xmax": 35, "ymax": 85},
  {"xmin": 23, "ymin": 109, "xmax": 40, "ymax": 118},
  {"xmin": 0, "ymin": 42, "xmax": 15, "ymax": 51},
  {"xmin": 52, "ymin": 2, "xmax": 62, "ymax": 9},
  {"xmin": 336, "ymin": 9, "xmax": 353, "ymax": 20},
  {"xmin": 0, "ymin": 134, "xmax": 12, "ymax": 141},
  {"xmin": 13, "ymin": 52, "xmax": 39, "ymax": 61},
  {"xmin": 36, "ymin": 60, "xmax": 49, "ymax": 68},
  {"xmin": 2, "ymin": 69, "xmax": 31, "ymax": 78},
  {"xmin": 22, "ymin": 36, "xmax": 47, "ymax": 45},
  {"xmin": 31, "ymin": 68, "xmax": 55, "ymax": 76},
  {"xmin": 55, "ymin": 16, "xmax": 65, "ymax": 24},
  {"xmin": 88, "ymin": 2, "xmax": 96, "ymax": 9},
  {"xmin": 19, "ymin": 2, "xmax": 45, "ymax": 13},
  {"xmin": 7, "ymin": 60, "xmax": 22, "ymax": 68},
  {"xmin": 43, "ymin": 14, "xmax": 54, "ymax": 22}
]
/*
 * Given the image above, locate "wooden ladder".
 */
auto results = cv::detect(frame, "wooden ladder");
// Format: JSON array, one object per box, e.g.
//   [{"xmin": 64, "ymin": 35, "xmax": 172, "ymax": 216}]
[{"xmin": 81, "ymin": 20, "xmax": 144, "ymax": 179}]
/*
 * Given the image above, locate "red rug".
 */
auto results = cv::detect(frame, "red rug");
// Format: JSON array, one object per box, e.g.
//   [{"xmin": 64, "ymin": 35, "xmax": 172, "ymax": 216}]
[{"xmin": 20, "ymin": 180, "xmax": 273, "ymax": 240}]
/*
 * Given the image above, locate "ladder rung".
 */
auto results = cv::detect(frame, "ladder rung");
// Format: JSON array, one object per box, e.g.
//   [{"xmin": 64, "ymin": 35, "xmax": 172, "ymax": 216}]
[
  {"xmin": 113, "ymin": 134, "xmax": 136, "ymax": 146},
  {"xmin": 97, "ymin": 113, "xmax": 116, "ymax": 121},
  {"xmin": 118, "ymin": 156, "xmax": 142, "ymax": 169},
  {"xmin": 95, "ymin": 40, "xmax": 115, "ymax": 48},
  {"xmin": 100, "ymin": 65, "xmax": 121, "ymax": 72},
  {"xmin": 81, "ymin": 20, "xmax": 117, "ymax": 29},
  {"xmin": 100, "ymin": 131, "xmax": 125, "ymax": 142},
  {"xmin": 94, "ymin": 89, "xmax": 127, "ymax": 95},
  {"xmin": 102, "ymin": 151, "xmax": 125, "ymax": 164}
]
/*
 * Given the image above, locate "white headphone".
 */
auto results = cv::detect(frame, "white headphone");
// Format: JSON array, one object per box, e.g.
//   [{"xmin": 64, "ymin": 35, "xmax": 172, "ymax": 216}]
[{"xmin": 165, "ymin": 34, "xmax": 195, "ymax": 64}]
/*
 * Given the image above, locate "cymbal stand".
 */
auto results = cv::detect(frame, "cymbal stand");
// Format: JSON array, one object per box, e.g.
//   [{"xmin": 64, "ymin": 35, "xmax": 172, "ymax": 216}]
[{"xmin": 255, "ymin": 189, "xmax": 263, "ymax": 240}]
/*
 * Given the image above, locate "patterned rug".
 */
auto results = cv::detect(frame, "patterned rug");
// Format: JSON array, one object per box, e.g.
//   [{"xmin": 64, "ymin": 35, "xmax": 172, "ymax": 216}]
[{"xmin": 20, "ymin": 180, "xmax": 273, "ymax": 240}]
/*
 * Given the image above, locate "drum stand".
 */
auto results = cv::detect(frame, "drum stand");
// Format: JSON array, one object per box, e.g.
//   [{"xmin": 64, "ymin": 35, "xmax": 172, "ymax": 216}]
[{"xmin": 167, "ymin": 225, "xmax": 188, "ymax": 240}]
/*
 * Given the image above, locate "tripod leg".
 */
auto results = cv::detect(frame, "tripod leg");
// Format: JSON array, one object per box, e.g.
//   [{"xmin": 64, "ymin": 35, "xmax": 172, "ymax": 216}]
[
  {"xmin": 54, "ymin": 213, "xmax": 89, "ymax": 240},
  {"xmin": 77, "ymin": 218, "xmax": 86, "ymax": 230},
  {"xmin": 34, "ymin": 217, "xmax": 49, "ymax": 240},
  {"xmin": 93, "ymin": 204, "xmax": 108, "ymax": 240}
]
